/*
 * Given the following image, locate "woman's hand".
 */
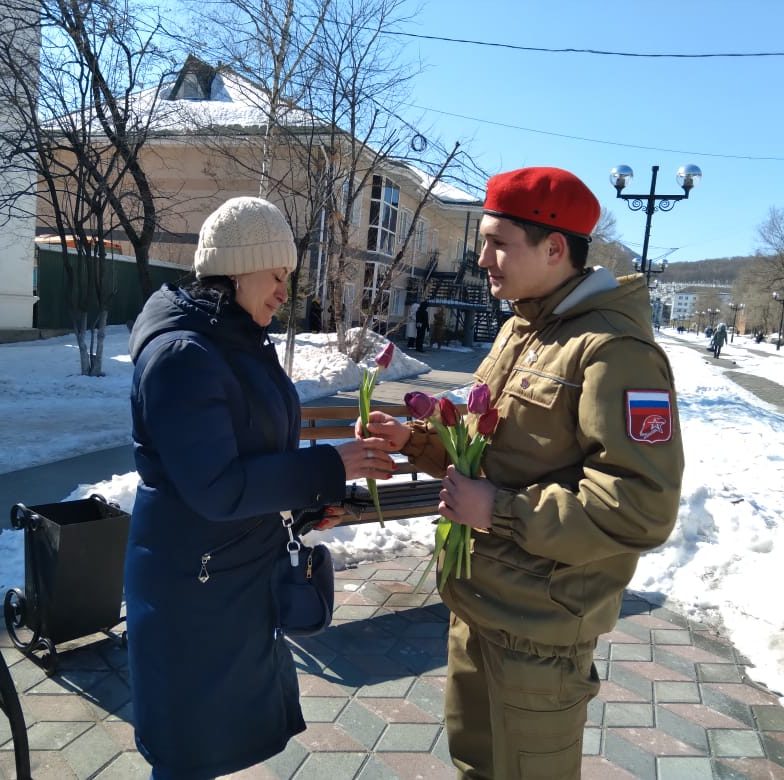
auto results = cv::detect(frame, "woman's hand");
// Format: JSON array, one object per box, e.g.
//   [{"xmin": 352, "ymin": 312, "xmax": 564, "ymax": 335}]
[
  {"xmin": 335, "ymin": 437, "xmax": 397, "ymax": 481},
  {"xmin": 354, "ymin": 411, "xmax": 412, "ymax": 452},
  {"xmin": 313, "ymin": 505, "xmax": 344, "ymax": 531}
]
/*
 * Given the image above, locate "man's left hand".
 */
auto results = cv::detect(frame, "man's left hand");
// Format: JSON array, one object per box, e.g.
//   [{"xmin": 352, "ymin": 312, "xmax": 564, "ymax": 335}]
[{"xmin": 439, "ymin": 465, "xmax": 495, "ymax": 530}]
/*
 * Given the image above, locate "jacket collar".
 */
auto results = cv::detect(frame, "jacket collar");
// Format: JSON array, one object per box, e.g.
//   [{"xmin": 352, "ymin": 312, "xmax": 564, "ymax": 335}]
[{"xmin": 510, "ymin": 266, "xmax": 618, "ymax": 324}]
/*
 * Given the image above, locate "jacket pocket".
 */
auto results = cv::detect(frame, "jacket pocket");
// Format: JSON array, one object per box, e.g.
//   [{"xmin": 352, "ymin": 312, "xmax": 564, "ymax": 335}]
[
  {"xmin": 503, "ymin": 367, "xmax": 579, "ymax": 410},
  {"xmin": 198, "ymin": 522, "xmax": 272, "ymax": 583}
]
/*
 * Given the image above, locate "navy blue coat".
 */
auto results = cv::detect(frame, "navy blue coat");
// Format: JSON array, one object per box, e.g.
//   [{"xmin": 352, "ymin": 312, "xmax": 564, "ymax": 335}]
[{"xmin": 125, "ymin": 284, "xmax": 345, "ymax": 778}]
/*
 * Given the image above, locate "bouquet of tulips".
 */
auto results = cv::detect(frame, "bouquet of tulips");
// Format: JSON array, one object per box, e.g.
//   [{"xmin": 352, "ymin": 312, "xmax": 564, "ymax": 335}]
[
  {"xmin": 357, "ymin": 341, "xmax": 396, "ymax": 527},
  {"xmin": 404, "ymin": 383, "xmax": 499, "ymax": 590}
]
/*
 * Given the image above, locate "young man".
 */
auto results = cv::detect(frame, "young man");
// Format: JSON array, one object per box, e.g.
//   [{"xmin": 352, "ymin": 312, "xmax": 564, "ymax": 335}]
[{"xmin": 365, "ymin": 167, "xmax": 684, "ymax": 779}]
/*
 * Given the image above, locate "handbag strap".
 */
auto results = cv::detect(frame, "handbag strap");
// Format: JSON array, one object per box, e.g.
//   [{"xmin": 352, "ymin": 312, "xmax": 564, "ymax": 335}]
[{"xmin": 280, "ymin": 511, "xmax": 301, "ymax": 567}]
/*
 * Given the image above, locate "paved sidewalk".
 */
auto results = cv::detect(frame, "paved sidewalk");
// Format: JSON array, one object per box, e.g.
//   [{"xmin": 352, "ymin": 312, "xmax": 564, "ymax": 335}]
[{"xmin": 1, "ymin": 340, "xmax": 783, "ymax": 778}]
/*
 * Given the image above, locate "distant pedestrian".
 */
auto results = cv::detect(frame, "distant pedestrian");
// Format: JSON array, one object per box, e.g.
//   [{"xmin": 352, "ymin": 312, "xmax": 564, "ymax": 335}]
[
  {"xmin": 415, "ymin": 301, "xmax": 429, "ymax": 352},
  {"xmin": 309, "ymin": 298, "xmax": 322, "ymax": 332},
  {"xmin": 712, "ymin": 322, "xmax": 728, "ymax": 358},
  {"xmin": 431, "ymin": 307, "xmax": 446, "ymax": 349},
  {"xmin": 406, "ymin": 302, "xmax": 419, "ymax": 348}
]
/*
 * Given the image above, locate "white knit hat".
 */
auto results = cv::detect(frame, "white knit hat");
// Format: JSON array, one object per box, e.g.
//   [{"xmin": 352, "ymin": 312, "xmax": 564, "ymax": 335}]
[{"xmin": 194, "ymin": 196, "xmax": 297, "ymax": 278}]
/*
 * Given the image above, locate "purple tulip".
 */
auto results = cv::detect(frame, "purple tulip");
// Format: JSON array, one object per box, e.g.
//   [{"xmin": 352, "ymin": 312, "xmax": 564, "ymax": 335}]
[
  {"xmin": 404, "ymin": 391, "xmax": 437, "ymax": 420},
  {"xmin": 467, "ymin": 383, "xmax": 491, "ymax": 415},
  {"xmin": 375, "ymin": 342, "xmax": 395, "ymax": 369}
]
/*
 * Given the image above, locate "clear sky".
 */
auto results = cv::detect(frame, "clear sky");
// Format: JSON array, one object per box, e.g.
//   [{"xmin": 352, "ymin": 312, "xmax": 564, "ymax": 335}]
[{"xmin": 391, "ymin": 0, "xmax": 783, "ymax": 263}]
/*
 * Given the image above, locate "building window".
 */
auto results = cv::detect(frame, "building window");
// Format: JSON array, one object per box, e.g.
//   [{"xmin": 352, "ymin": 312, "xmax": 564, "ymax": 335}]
[
  {"xmin": 390, "ymin": 287, "xmax": 406, "ymax": 317},
  {"xmin": 342, "ymin": 180, "xmax": 362, "ymax": 226},
  {"xmin": 398, "ymin": 208, "xmax": 412, "ymax": 246},
  {"xmin": 415, "ymin": 218, "xmax": 429, "ymax": 255},
  {"xmin": 367, "ymin": 175, "xmax": 400, "ymax": 256}
]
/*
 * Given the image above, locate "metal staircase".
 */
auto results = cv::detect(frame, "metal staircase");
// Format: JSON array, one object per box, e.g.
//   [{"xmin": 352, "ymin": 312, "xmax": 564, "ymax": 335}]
[{"xmin": 405, "ymin": 250, "xmax": 504, "ymax": 343}]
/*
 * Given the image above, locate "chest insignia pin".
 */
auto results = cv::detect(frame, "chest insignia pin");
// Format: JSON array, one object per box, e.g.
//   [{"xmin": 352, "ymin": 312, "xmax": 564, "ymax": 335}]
[{"xmin": 525, "ymin": 350, "xmax": 538, "ymax": 365}]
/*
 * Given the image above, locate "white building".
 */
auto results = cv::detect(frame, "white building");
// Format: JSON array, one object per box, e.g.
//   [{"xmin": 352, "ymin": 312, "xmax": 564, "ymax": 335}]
[
  {"xmin": 0, "ymin": 7, "xmax": 38, "ymax": 330},
  {"xmin": 671, "ymin": 289, "xmax": 699, "ymax": 324}
]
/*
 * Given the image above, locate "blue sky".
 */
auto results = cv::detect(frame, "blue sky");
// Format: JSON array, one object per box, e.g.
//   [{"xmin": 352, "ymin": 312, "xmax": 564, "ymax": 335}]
[{"xmin": 392, "ymin": 0, "xmax": 783, "ymax": 263}]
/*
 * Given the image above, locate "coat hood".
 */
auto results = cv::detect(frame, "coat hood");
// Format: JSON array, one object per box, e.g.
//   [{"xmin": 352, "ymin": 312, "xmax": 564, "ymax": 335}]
[
  {"xmin": 129, "ymin": 283, "xmax": 268, "ymax": 363},
  {"xmin": 511, "ymin": 267, "xmax": 653, "ymax": 337}
]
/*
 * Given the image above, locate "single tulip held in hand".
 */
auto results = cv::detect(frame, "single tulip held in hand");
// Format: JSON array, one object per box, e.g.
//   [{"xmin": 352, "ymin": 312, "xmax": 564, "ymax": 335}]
[{"xmin": 358, "ymin": 341, "xmax": 396, "ymax": 527}]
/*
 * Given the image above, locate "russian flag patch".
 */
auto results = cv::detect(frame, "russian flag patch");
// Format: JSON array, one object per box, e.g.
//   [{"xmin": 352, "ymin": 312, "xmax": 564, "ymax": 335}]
[{"xmin": 625, "ymin": 390, "xmax": 672, "ymax": 444}]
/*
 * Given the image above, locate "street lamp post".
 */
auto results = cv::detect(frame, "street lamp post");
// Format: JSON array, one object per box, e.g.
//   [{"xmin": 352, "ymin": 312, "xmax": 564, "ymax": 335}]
[
  {"xmin": 774, "ymin": 292, "xmax": 784, "ymax": 351},
  {"xmin": 706, "ymin": 308, "xmax": 719, "ymax": 329},
  {"xmin": 610, "ymin": 164, "xmax": 702, "ymax": 288},
  {"xmin": 728, "ymin": 302, "xmax": 744, "ymax": 343}
]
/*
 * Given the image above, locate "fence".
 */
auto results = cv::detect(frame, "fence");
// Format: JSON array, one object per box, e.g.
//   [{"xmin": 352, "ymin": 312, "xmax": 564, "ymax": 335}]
[{"xmin": 34, "ymin": 247, "xmax": 188, "ymax": 330}]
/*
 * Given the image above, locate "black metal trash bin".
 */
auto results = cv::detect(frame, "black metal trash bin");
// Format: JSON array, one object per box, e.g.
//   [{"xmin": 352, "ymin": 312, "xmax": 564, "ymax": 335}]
[{"xmin": 3, "ymin": 494, "xmax": 130, "ymax": 672}]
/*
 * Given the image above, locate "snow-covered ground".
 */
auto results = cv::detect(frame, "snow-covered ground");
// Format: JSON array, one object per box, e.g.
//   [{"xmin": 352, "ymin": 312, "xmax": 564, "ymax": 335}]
[{"xmin": 1, "ymin": 325, "xmax": 783, "ymax": 701}]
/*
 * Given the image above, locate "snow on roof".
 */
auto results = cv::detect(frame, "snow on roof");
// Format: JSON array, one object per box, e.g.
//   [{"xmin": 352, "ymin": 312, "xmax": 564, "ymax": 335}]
[
  {"xmin": 131, "ymin": 66, "xmax": 314, "ymax": 135},
  {"xmin": 132, "ymin": 58, "xmax": 480, "ymax": 205},
  {"xmin": 409, "ymin": 168, "xmax": 481, "ymax": 206}
]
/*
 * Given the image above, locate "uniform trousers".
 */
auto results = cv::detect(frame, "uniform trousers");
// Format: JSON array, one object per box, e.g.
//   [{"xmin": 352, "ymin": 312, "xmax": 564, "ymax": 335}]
[{"xmin": 445, "ymin": 614, "xmax": 600, "ymax": 779}]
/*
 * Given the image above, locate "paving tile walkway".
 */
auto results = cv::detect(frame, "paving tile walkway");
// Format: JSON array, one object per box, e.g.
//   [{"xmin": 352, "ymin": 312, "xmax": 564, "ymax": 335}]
[
  {"xmin": 1, "ymin": 338, "xmax": 783, "ymax": 778},
  {"xmin": 2, "ymin": 555, "xmax": 783, "ymax": 779}
]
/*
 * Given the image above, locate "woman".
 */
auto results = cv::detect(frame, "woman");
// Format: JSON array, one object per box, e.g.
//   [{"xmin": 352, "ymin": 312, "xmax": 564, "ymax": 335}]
[
  {"xmin": 125, "ymin": 197, "xmax": 394, "ymax": 779},
  {"xmin": 406, "ymin": 301, "xmax": 419, "ymax": 348}
]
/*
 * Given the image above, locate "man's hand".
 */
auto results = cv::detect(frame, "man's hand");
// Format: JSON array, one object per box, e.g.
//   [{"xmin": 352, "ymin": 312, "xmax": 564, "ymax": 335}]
[
  {"xmin": 439, "ymin": 465, "xmax": 495, "ymax": 530},
  {"xmin": 354, "ymin": 411, "xmax": 412, "ymax": 452}
]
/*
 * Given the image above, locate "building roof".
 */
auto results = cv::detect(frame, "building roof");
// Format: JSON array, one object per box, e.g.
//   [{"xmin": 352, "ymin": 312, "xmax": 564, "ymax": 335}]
[{"xmin": 136, "ymin": 56, "xmax": 480, "ymax": 207}]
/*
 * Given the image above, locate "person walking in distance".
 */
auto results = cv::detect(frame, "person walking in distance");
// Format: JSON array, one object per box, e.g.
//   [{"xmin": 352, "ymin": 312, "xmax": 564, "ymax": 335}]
[
  {"xmin": 406, "ymin": 301, "xmax": 419, "ymax": 348},
  {"xmin": 712, "ymin": 322, "xmax": 728, "ymax": 358},
  {"xmin": 415, "ymin": 301, "xmax": 429, "ymax": 352},
  {"xmin": 361, "ymin": 167, "xmax": 684, "ymax": 779}
]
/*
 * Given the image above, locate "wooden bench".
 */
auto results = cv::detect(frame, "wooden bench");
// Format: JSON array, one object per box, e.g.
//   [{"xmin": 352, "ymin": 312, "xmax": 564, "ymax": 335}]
[{"xmin": 300, "ymin": 403, "xmax": 466, "ymax": 527}]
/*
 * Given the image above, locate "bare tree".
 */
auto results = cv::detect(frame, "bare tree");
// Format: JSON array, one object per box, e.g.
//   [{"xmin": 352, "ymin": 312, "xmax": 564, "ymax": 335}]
[
  {"xmin": 190, "ymin": 0, "xmax": 477, "ymax": 365},
  {"xmin": 0, "ymin": 0, "xmax": 172, "ymax": 373},
  {"xmin": 757, "ymin": 206, "xmax": 784, "ymax": 289},
  {"xmin": 309, "ymin": 0, "xmax": 475, "ymax": 360},
  {"xmin": 589, "ymin": 207, "xmax": 635, "ymax": 275}
]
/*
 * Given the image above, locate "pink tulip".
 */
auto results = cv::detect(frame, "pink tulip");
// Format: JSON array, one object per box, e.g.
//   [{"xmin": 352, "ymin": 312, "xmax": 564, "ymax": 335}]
[
  {"xmin": 375, "ymin": 342, "xmax": 395, "ymax": 369},
  {"xmin": 467, "ymin": 383, "xmax": 491, "ymax": 415},
  {"xmin": 438, "ymin": 397, "xmax": 460, "ymax": 427},
  {"xmin": 404, "ymin": 391, "xmax": 437, "ymax": 420},
  {"xmin": 477, "ymin": 408, "xmax": 499, "ymax": 436}
]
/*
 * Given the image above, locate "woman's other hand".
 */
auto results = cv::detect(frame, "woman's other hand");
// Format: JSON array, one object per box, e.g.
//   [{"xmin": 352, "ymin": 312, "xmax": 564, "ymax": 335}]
[
  {"xmin": 354, "ymin": 411, "xmax": 412, "ymax": 452},
  {"xmin": 336, "ymin": 437, "xmax": 397, "ymax": 481},
  {"xmin": 313, "ymin": 505, "xmax": 344, "ymax": 532}
]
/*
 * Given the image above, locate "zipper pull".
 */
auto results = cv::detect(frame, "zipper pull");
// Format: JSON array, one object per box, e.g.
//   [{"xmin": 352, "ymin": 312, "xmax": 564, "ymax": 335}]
[
  {"xmin": 198, "ymin": 553, "xmax": 211, "ymax": 583},
  {"xmin": 287, "ymin": 540, "xmax": 300, "ymax": 567},
  {"xmin": 306, "ymin": 552, "xmax": 313, "ymax": 580}
]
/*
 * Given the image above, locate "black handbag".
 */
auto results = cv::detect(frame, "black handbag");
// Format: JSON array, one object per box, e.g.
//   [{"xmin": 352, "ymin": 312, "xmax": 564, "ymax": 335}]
[{"xmin": 272, "ymin": 511, "xmax": 335, "ymax": 637}]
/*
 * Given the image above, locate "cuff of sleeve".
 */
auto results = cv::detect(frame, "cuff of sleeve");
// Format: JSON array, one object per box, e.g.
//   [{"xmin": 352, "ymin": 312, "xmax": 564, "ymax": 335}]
[
  {"xmin": 491, "ymin": 488, "xmax": 520, "ymax": 540},
  {"xmin": 400, "ymin": 420, "xmax": 429, "ymax": 458}
]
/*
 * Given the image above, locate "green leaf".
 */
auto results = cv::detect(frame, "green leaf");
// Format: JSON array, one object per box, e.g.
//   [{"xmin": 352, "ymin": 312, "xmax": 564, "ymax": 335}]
[
  {"xmin": 430, "ymin": 419, "xmax": 460, "ymax": 464},
  {"xmin": 367, "ymin": 477, "xmax": 385, "ymax": 528},
  {"xmin": 414, "ymin": 517, "xmax": 451, "ymax": 592}
]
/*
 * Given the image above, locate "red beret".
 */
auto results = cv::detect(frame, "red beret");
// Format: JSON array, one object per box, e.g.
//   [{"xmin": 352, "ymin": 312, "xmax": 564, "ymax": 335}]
[{"xmin": 483, "ymin": 166, "xmax": 600, "ymax": 240}]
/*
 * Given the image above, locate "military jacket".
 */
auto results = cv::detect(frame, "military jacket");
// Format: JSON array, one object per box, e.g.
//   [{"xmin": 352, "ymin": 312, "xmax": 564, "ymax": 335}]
[{"xmin": 404, "ymin": 269, "xmax": 684, "ymax": 654}]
